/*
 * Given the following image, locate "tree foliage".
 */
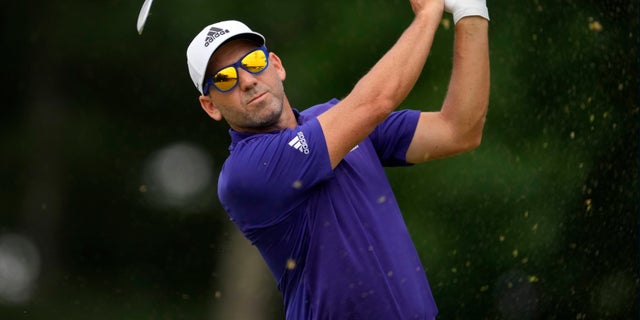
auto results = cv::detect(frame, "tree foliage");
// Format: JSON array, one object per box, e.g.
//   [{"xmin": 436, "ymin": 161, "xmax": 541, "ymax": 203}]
[{"xmin": 1, "ymin": 0, "xmax": 637, "ymax": 319}]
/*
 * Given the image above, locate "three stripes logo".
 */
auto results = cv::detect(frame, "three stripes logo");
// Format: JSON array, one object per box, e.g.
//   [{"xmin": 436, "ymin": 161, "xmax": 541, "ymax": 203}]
[
  {"xmin": 204, "ymin": 27, "xmax": 230, "ymax": 47},
  {"xmin": 288, "ymin": 132, "xmax": 310, "ymax": 154}
]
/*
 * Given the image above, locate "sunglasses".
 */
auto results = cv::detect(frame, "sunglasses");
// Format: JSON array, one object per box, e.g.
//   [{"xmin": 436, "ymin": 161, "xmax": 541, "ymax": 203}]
[{"xmin": 203, "ymin": 46, "xmax": 270, "ymax": 94}]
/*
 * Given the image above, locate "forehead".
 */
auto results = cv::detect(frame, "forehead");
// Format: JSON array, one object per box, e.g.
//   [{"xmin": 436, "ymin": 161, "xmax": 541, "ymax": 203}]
[{"xmin": 208, "ymin": 39, "xmax": 261, "ymax": 70}]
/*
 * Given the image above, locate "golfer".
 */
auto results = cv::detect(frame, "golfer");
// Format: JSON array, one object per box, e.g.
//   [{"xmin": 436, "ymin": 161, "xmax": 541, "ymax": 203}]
[{"xmin": 186, "ymin": 0, "xmax": 489, "ymax": 318}]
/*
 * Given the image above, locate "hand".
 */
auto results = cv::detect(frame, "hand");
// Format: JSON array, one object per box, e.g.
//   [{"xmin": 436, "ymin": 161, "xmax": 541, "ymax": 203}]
[
  {"xmin": 409, "ymin": 0, "xmax": 444, "ymax": 19},
  {"xmin": 444, "ymin": 0, "xmax": 490, "ymax": 24}
]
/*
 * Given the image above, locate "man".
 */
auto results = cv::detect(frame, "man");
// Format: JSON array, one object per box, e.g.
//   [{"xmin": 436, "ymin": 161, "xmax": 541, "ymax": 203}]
[{"xmin": 186, "ymin": 0, "xmax": 489, "ymax": 318}]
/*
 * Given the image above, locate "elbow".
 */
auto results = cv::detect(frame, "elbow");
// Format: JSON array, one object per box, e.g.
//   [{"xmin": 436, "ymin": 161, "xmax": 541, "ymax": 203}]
[
  {"xmin": 455, "ymin": 120, "xmax": 485, "ymax": 153},
  {"xmin": 467, "ymin": 131, "xmax": 483, "ymax": 151},
  {"xmin": 370, "ymin": 97, "xmax": 397, "ymax": 121},
  {"xmin": 456, "ymin": 132, "xmax": 482, "ymax": 154},
  {"xmin": 354, "ymin": 95, "xmax": 397, "ymax": 123},
  {"xmin": 349, "ymin": 77, "xmax": 405, "ymax": 120},
  {"xmin": 343, "ymin": 88, "xmax": 397, "ymax": 123},
  {"xmin": 463, "ymin": 108, "xmax": 487, "ymax": 151},
  {"xmin": 468, "ymin": 119, "xmax": 486, "ymax": 150}
]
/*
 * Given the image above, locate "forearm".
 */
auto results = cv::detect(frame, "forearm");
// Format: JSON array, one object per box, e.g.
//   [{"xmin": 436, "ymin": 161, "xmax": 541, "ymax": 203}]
[
  {"xmin": 346, "ymin": 7, "xmax": 443, "ymax": 119},
  {"xmin": 441, "ymin": 17, "xmax": 490, "ymax": 142},
  {"xmin": 317, "ymin": 1, "xmax": 445, "ymax": 169}
]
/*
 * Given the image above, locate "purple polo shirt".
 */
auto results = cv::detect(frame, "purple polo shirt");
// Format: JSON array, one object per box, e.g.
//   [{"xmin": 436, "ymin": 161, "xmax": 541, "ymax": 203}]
[{"xmin": 218, "ymin": 99, "xmax": 437, "ymax": 319}]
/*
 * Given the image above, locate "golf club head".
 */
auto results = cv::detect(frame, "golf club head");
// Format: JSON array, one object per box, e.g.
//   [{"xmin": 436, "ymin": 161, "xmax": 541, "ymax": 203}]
[{"xmin": 137, "ymin": 0, "xmax": 154, "ymax": 35}]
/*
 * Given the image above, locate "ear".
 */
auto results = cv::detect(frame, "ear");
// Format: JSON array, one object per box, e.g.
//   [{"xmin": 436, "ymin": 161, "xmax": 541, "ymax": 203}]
[
  {"xmin": 199, "ymin": 95, "xmax": 223, "ymax": 121},
  {"xmin": 269, "ymin": 52, "xmax": 286, "ymax": 81}
]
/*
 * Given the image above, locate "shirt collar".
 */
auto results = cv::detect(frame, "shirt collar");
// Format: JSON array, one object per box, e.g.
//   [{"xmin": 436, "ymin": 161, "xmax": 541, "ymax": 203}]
[{"xmin": 228, "ymin": 108, "xmax": 302, "ymax": 150}]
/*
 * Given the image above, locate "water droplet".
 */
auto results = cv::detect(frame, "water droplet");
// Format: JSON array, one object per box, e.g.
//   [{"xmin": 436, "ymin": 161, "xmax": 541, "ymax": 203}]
[
  {"xmin": 286, "ymin": 258, "xmax": 297, "ymax": 270},
  {"xmin": 588, "ymin": 19, "xmax": 603, "ymax": 32},
  {"xmin": 441, "ymin": 18, "xmax": 451, "ymax": 30}
]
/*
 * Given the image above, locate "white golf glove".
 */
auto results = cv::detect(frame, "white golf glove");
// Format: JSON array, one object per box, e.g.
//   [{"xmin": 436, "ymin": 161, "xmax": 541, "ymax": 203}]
[{"xmin": 444, "ymin": 0, "xmax": 490, "ymax": 24}]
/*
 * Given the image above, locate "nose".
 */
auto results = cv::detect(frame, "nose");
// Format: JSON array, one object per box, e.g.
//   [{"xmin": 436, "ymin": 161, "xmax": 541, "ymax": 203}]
[{"xmin": 236, "ymin": 67, "xmax": 259, "ymax": 91}]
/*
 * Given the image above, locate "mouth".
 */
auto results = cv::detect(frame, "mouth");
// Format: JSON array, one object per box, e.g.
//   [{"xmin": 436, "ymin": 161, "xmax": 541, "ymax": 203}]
[{"xmin": 247, "ymin": 92, "xmax": 267, "ymax": 105}]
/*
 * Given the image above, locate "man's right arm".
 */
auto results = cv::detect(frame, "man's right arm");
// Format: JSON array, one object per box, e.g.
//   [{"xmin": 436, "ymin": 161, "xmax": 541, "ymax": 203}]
[{"xmin": 316, "ymin": 0, "xmax": 444, "ymax": 169}]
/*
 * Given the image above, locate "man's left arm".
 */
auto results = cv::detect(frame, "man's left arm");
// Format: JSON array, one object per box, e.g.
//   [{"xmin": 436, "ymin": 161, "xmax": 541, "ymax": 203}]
[{"xmin": 405, "ymin": 16, "xmax": 490, "ymax": 164}]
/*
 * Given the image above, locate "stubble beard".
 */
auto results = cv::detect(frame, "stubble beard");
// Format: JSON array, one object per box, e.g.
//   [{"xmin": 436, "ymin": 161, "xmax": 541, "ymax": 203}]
[
  {"xmin": 242, "ymin": 79, "xmax": 288, "ymax": 131},
  {"xmin": 248, "ymin": 103, "xmax": 282, "ymax": 130},
  {"xmin": 241, "ymin": 93, "xmax": 284, "ymax": 131}
]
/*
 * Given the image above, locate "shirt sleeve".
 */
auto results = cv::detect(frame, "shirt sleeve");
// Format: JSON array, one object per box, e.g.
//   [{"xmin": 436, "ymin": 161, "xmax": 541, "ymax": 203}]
[
  {"xmin": 218, "ymin": 118, "xmax": 333, "ymax": 232},
  {"xmin": 369, "ymin": 109, "xmax": 421, "ymax": 166}
]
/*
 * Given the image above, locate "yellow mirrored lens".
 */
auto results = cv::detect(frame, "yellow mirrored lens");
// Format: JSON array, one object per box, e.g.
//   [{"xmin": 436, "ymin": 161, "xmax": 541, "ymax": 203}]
[
  {"xmin": 213, "ymin": 67, "xmax": 238, "ymax": 91},
  {"xmin": 241, "ymin": 50, "xmax": 267, "ymax": 73}
]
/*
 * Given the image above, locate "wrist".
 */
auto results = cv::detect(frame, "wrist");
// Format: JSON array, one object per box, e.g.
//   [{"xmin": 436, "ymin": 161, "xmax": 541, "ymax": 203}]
[
  {"xmin": 455, "ymin": 15, "xmax": 490, "ymax": 27},
  {"xmin": 413, "ymin": 8, "xmax": 444, "ymax": 31},
  {"xmin": 445, "ymin": 0, "xmax": 490, "ymax": 24},
  {"xmin": 452, "ymin": 7, "xmax": 490, "ymax": 24},
  {"xmin": 416, "ymin": 6, "xmax": 444, "ymax": 22}
]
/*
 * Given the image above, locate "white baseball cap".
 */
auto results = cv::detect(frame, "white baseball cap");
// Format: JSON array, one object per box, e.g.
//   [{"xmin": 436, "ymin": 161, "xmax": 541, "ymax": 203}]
[{"xmin": 186, "ymin": 20, "xmax": 265, "ymax": 95}]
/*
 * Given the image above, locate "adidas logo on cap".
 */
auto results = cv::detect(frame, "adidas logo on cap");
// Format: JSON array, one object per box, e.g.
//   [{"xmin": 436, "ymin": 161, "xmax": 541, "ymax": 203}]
[{"xmin": 204, "ymin": 27, "xmax": 230, "ymax": 47}]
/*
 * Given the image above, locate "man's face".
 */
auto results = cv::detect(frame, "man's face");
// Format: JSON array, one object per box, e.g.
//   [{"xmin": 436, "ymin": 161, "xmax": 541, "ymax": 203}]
[{"xmin": 203, "ymin": 39, "xmax": 287, "ymax": 133}]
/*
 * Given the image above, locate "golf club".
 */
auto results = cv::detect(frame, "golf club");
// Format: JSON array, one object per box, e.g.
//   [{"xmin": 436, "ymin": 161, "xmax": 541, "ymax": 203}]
[{"xmin": 136, "ymin": 0, "xmax": 154, "ymax": 35}]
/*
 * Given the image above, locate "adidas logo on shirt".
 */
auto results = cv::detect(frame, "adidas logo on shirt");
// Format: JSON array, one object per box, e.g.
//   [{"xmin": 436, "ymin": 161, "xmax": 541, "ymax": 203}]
[{"xmin": 288, "ymin": 132, "xmax": 310, "ymax": 154}]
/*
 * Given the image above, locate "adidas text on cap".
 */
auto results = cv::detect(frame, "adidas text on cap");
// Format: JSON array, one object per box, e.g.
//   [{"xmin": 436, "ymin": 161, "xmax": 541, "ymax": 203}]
[{"xmin": 186, "ymin": 20, "xmax": 265, "ymax": 95}]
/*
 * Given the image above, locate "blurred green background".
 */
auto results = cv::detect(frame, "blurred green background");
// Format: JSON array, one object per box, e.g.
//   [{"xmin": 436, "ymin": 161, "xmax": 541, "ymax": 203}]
[{"xmin": 1, "ymin": 0, "xmax": 638, "ymax": 319}]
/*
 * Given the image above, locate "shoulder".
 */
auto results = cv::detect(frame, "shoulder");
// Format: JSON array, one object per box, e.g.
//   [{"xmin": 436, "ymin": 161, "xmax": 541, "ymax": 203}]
[
  {"xmin": 220, "ymin": 119, "xmax": 330, "ymax": 192},
  {"xmin": 217, "ymin": 132, "xmax": 293, "ymax": 211},
  {"xmin": 222, "ymin": 131, "xmax": 291, "ymax": 180},
  {"xmin": 300, "ymin": 98, "xmax": 340, "ymax": 118}
]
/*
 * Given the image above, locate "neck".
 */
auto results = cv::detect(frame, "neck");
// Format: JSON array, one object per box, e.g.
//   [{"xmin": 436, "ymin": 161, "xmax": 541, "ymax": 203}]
[{"xmin": 230, "ymin": 97, "xmax": 297, "ymax": 133}]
